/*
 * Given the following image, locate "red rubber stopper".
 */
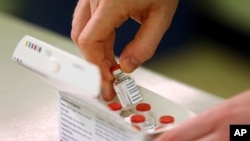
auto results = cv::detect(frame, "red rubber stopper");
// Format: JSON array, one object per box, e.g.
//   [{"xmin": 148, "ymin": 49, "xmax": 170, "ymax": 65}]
[
  {"xmin": 110, "ymin": 64, "xmax": 121, "ymax": 72},
  {"xmin": 159, "ymin": 115, "xmax": 175, "ymax": 124},
  {"xmin": 136, "ymin": 103, "xmax": 151, "ymax": 112},
  {"xmin": 130, "ymin": 114, "xmax": 145, "ymax": 123},
  {"xmin": 108, "ymin": 102, "xmax": 122, "ymax": 111}
]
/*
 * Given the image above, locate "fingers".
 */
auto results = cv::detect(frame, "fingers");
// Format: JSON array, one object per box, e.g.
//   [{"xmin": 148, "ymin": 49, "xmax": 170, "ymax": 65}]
[
  {"xmin": 154, "ymin": 110, "xmax": 216, "ymax": 141},
  {"xmin": 73, "ymin": 1, "xmax": 129, "ymax": 101},
  {"xmin": 71, "ymin": 0, "xmax": 91, "ymax": 44},
  {"xmin": 89, "ymin": 0, "xmax": 99, "ymax": 15},
  {"xmin": 120, "ymin": 0, "xmax": 178, "ymax": 72},
  {"xmin": 78, "ymin": 1, "xmax": 128, "ymax": 43},
  {"xmin": 101, "ymin": 78, "xmax": 116, "ymax": 101},
  {"xmin": 155, "ymin": 90, "xmax": 250, "ymax": 141},
  {"xmin": 77, "ymin": 3, "xmax": 127, "ymax": 75},
  {"xmin": 195, "ymin": 130, "xmax": 229, "ymax": 141},
  {"xmin": 100, "ymin": 31, "xmax": 117, "ymax": 101},
  {"xmin": 71, "ymin": 0, "xmax": 179, "ymax": 101}
]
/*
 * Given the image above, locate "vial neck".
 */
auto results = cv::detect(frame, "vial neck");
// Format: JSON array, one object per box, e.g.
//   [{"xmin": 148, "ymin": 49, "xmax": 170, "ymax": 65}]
[
  {"xmin": 113, "ymin": 69, "xmax": 127, "ymax": 81},
  {"xmin": 115, "ymin": 71, "xmax": 127, "ymax": 81}
]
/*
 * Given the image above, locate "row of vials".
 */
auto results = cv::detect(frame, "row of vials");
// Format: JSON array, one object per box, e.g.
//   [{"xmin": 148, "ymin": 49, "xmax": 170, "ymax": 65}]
[
  {"xmin": 107, "ymin": 64, "xmax": 175, "ymax": 133},
  {"xmin": 107, "ymin": 102, "xmax": 175, "ymax": 133}
]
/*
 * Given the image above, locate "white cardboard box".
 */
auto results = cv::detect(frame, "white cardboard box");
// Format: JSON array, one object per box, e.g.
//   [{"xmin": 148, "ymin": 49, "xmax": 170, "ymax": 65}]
[{"xmin": 12, "ymin": 35, "xmax": 195, "ymax": 141}]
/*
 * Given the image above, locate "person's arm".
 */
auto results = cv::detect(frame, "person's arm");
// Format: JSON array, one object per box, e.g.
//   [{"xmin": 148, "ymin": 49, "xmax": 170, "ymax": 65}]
[
  {"xmin": 71, "ymin": 0, "xmax": 179, "ymax": 101},
  {"xmin": 154, "ymin": 89, "xmax": 250, "ymax": 141}
]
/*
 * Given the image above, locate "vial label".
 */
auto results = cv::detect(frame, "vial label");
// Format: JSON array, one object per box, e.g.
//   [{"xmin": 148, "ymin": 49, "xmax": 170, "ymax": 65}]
[
  {"xmin": 114, "ymin": 85, "xmax": 131, "ymax": 107},
  {"xmin": 121, "ymin": 79, "xmax": 143, "ymax": 105},
  {"xmin": 111, "ymin": 64, "xmax": 143, "ymax": 109}
]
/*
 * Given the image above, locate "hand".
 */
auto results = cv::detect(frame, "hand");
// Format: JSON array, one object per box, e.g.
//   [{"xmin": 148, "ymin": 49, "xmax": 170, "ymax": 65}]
[
  {"xmin": 71, "ymin": 0, "xmax": 178, "ymax": 101},
  {"xmin": 154, "ymin": 89, "xmax": 250, "ymax": 141}
]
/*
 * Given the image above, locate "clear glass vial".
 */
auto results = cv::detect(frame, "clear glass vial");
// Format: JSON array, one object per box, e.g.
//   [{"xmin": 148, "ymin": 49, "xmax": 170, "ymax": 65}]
[
  {"xmin": 107, "ymin": 102, "xmax": 122, "ymax": 115},
  {"xmin": 155, "ymin": 115, "xmax": 175, "ymax": 130},
  {"xmin": 130, "ymin": 114, "xmax": 146, "ymax": 131},
  {"xmin": 110, "ymin": 64, "xmax": 143, "ymax": 110},
  {"xmin": 136, "ymin": 103, "xmax": 156, "ymax": 130}
]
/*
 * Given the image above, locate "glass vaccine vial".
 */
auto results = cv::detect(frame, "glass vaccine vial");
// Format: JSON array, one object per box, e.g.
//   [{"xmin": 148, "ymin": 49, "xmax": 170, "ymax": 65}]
[
  {"xmin": 110, "ymin": 64, "xmax": 143, "ymax": 110},
  {"xmin": 107, "ymin": 102, "xmax": 122, "ymax": 115},
  {"xmin": 155, "ymin": 115, "xmax": 175, "ymax": 130},
  {"xmin": 130, "ymin": 114, "xmax": 146, "ymax": 131},
  {"xmin": 136, "ymin": 103, "xmax": 156, "ymax": 130}
]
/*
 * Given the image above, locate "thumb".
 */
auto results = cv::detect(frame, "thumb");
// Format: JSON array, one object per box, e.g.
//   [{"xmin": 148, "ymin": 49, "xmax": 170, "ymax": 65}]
[{"xmin": 119, "ymin": 5, "xmax": 176, "ymax": 73}]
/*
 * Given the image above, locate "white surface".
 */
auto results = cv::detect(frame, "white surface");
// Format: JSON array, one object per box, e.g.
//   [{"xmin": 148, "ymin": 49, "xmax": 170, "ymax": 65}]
[
  {"xmin": 57, "ymin": 86, "xmax": 196, "ymax": 141},
  {"xmin": 0, "ymin": 12, "xmax": 223, "ymax": 141},
  {"xmin": 12, "ymin": 35, "xmax": 101, "ymax": 100}
]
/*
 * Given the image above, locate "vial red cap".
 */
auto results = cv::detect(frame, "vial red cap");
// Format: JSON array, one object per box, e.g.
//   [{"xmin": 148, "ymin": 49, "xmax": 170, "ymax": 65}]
[
  {"xmin": 136, "ymin": 103, "xmax": 151, "ymax": 112},
  {"xmin": 130, "ymin": 114, "xmax": 145, "ymax": 123},
  {"xmin": 108, "ymin": 102, "xmax": 122, "ymax": 111},
  {"xmin": 159, "ymin": 115, "xmax": 174, "ymax": 124},
  {"xmin": 110, "ymin": 64, "xmax": 121, "ymax": 72}
]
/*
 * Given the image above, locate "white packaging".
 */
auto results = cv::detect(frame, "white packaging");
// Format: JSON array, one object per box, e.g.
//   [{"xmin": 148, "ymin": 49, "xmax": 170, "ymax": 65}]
[{"xmin": 12, "ymin": 35, "xmax": 196, "ymax": 141}]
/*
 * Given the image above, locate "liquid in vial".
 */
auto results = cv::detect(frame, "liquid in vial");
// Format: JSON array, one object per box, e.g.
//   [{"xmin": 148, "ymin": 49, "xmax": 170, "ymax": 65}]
[
  {"xmin": 110, "ymin": 64, "xmax": 143, "ymax": 110},
  {"xmin": 136, "ymin": 103, "xmax": 156, "ymax": 130}
]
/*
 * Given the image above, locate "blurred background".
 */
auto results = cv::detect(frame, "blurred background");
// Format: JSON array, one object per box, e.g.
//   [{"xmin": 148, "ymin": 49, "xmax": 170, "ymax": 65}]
[{"xmin": 0, "ymin": 0, "xmax": 249, "ymax": 98}]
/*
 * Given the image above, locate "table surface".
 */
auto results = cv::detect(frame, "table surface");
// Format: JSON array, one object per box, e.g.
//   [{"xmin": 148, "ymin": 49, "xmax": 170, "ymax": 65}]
[{"xmin": 0, "ymin": 12, "xmax": 223, "ymax": 140}]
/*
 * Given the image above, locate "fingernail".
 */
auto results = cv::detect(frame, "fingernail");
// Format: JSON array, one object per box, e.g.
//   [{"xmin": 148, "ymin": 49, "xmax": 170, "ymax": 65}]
[{"xmin": 124, "ymin": 57, "xmax": 137, "ymax": 72}]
